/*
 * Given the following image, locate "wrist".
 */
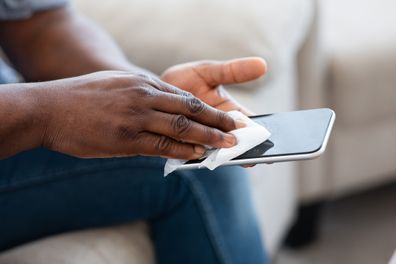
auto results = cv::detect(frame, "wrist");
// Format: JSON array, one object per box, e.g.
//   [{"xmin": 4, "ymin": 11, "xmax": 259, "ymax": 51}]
[
  {"xmin": 0, "ymin": 83, "xmax": 48, "ymax": 157},
  {"xmin": 12, "ymin": 83, "xmax": 48, "ymax": 148},
  {"xmin": 25, "ymin": 83, "xmax": 52, "ymax": 148}
]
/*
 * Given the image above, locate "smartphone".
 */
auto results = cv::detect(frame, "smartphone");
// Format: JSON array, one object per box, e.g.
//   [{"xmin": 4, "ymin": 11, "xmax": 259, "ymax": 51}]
[{"xmin": 176, "ymin": 108, "xmax": 335, "ymax": 170}]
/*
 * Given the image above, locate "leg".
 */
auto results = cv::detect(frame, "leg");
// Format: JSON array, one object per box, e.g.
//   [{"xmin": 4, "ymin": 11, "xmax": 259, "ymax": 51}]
[
  {"xmin": 153, "ymin": 166, "xmax": 267, "ymax": 264},
  {"xmin": 0, "ymin": 148, "xmax": 267, "ymax": 264}
]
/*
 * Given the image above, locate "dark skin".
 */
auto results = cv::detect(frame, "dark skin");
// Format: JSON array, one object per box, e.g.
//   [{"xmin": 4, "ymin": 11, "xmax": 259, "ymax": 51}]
[{"xmin": 0, "ymin": 7, "xmax": 267, "ymax": 160}]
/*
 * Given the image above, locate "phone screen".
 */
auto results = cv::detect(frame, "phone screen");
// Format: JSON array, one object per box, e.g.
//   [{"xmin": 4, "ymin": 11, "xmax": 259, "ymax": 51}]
[{"xmin": 186, "ymin": 108, "xmax": 334, "ymax": 164}]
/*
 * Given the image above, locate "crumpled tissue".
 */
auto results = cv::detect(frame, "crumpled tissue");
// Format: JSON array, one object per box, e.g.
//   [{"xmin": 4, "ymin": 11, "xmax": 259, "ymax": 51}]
[{"xmin": 164, "ymin": 110, "xmax": 271, "ymax": 176}]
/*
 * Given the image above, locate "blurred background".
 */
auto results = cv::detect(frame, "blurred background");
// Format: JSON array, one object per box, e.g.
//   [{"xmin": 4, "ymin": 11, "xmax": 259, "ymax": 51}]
[
  {"xmin": 73, "ymin": 0, "xmax": 396, "ymax": 262},
  {"xmin": 2, "ymin": 0, "xmax": 394, "ymax": 263}
]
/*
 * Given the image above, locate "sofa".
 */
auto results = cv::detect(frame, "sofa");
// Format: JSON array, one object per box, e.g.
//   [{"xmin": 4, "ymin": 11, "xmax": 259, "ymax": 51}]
[
  {"xmin": 3, "ymin": 0, "xmax": 395, "ymax": 262},
  {"xmin": 297, "ymin": 0, "xmax": 396, "ymax": 202},
  {"xmin": 0, "ymin": 0, "xmax": 314, "ymax": 262},
  {"xmin": 284, "ymin": 0, "xmax": 396, "ymax": 246}
]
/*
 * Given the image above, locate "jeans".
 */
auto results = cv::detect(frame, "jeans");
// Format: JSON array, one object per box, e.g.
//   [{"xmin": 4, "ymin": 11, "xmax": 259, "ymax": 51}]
[{"xmin": 0, "ymin": 148, "xmax": 267, "ymax": 264}]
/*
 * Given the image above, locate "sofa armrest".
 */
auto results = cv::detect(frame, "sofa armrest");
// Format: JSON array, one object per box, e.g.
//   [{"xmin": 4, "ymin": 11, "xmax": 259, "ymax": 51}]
[
  {"xmin": 296, "ymin": 0, "xmax": 332, "ymax": 202},
  {"xmin": 297, "ymin": 0, "xmax": 327, "ymax": 109}
]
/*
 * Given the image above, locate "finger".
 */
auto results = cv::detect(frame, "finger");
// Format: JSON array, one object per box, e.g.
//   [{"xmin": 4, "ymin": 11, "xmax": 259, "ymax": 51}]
[
  {"xmin": 149, "ymin": 91, "xmax": 245, "ymax": 132},
  {"xmin": 144, "ymin": 111, "xmax": 237, "ymax": 149},
  {"xmin": 192, "ymin": 57, "xmax": 267, "ymax": 86},
  {"xmin": 242, "ymin": 164, "xmax": 256, "ymax": 168},
  {"xmin": 148, "ymin": 75, "xmax": 193, "ymax": 97},
  {"xmin": 221, "ymin": 98, "xmax": 255, "ymax": 116},
  {"xmin": 214, "ymin": 85, "xmax": 256, "ymax": 116},
  {"xmin": 135, "ymin": 132, "xmax": 206, "ymax": 160}
]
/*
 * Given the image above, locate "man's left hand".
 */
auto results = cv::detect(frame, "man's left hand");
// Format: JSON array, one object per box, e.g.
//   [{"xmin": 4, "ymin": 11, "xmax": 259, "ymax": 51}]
[{"xmin": 161, "ymin": 57, "xmax": 267, "ymax": 116}]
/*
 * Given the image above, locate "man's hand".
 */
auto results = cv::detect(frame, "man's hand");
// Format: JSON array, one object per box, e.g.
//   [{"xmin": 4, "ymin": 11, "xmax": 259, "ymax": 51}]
[
  {"xmin": 161, "ymin": 57, "xmax": 267, "ymax": 115},
  {"xmin": 162, "ymin": 57, "xmax": 267, "ymax": 167},
  {"xmin": 0, "ymin": 71, "xmax": 245, "ymax": 160}
]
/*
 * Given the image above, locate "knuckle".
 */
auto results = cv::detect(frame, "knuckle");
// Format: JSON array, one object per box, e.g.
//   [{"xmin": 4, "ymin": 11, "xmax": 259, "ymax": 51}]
[
  {"xmin": 185, "ymin": 97, "xmax": 205, "ymax": 114},
  {"xmin": 136, "ymin": 73, "xmax": 162, "ymax": 88},
  {"xmin": 172, "ymin": 115, "xmax": 191, "ymax": 136},
  {"xmin": 136, "ymin": 73, "xmax": 153, "ymax": 82},
  {"xmin": 181, "ymin": 91, "xmax": 193, "ymax": 98},
  {"xmin": 115, "ymin": 125, "xmax": 138, "ymax": 140},
  {"xmin": 134, "ymin": 85, "xmax": 158, "ymax": 97},
  {"xmin": 205, "ymin": 127, "xmax": 222, "ymax": 143},
  {"xmin": 155, "ymin": 136, "xmax": 173, "ymax": 154},
  {"xmin": 217, "ymin": 111, "xmax": 234, "ymax": 130}
]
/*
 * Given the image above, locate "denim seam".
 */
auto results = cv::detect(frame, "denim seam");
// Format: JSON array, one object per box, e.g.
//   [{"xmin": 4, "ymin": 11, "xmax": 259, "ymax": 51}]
[{"xmin": 182, "ymin": 173, "xmax": 233, "ymax": 264}]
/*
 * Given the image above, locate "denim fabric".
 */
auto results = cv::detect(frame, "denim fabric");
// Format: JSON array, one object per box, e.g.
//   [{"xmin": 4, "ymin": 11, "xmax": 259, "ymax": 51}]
[
  {"xmin": 0, "ymin": 148, "xmax": 267, "ymax": 264},
  {"xmin": 0, "ymin": 61, "xmax": 19, "ymax": 84}
]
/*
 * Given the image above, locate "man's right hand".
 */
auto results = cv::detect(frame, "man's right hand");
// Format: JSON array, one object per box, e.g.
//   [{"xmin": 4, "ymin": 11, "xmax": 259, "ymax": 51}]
[{"xmin": 30, "ymin": 71, "xmax": 242, "ymax": 159}]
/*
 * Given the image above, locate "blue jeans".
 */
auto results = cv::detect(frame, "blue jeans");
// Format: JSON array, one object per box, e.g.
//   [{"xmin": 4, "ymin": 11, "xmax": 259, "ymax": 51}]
[{"xmin": 0, "ymin": 148, "xmax": 267, "ymax": 264}]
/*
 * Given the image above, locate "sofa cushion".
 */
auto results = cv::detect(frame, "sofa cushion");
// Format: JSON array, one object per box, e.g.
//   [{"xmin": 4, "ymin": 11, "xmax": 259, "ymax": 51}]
[
  {"xmin": 74, "ymin": 0, "xmax": 313, "ymax": 89},
  {"xmin": 329, "ymin": 45, "xmax": 396, "ymax": 127},
  {"xmin": 0, "ymin": 1, "xmax": 315, "ymax": 260},
  {"xmin": 322, "ymin": 0, "xmax": 396, "ymax": 126},
  {"xmin": 73, "ymin": 0, "xmax": 314, "ymax": 254},
  {"xmin": 0, "ymin": 222, "xmax": 155, "ymax": 264}
]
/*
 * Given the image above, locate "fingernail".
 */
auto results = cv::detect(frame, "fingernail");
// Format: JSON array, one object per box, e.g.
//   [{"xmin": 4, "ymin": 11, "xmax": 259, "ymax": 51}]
[
  {"xmin": 193, "ymin": 145, "xmax": 206, "ymax": 158},
  {"xmin": 235, "ymin": 119, "xmax": 248, "ymax": 129},
  {"xmin": 224, "ymin": 134, "xmax": 237, "ymax": 147}
]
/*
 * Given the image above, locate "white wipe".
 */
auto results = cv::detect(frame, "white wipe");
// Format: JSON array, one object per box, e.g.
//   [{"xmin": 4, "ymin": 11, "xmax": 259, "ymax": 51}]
[{"xmin": 164, "ymin": 111, "xmax": 271, "ymax": 176}]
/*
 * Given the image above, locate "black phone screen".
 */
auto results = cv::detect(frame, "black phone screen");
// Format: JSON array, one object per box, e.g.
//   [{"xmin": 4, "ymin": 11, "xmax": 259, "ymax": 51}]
[{"xmin": 186, "ymin": 108, "xmax": 334, "ymax": 164}]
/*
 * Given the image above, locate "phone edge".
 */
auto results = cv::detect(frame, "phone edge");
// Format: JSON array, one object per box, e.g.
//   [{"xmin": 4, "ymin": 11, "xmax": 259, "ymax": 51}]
[{"xmin": 175, "ymin": 109, "xmax": 336, "ymax": 171}]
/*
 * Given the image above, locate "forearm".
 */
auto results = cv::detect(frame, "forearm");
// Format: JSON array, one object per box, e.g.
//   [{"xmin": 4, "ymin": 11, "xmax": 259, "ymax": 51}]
[
  {"xmin": 0, "ymin": 7, "xmax": 145, "ymax": 81},
  {"xmin": 0, "ymin": 84, "xmax": 44, "ymax": 158}
]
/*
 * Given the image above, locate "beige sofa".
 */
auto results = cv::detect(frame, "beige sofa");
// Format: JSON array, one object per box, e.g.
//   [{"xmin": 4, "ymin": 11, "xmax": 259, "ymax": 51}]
[
  {"xmin": 284, "ymin": 0, "xmax": 396, "ymax": 246},
  {"xmin": 3, "ymin": 0, "xmax": 395, "ymax": 262},
  {"xmin": 298, "ymin": 0, "xmax": 396, "ymax": 202},
  {"xmin": 0, "ymin": 0, "xmax": 314, "ymax": 262}
]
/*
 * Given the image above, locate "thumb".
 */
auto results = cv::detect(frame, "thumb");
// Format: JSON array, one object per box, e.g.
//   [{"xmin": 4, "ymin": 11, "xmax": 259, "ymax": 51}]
[{"xmin": 193, "ymin": 57, "xmax": 267, "ymax": 86}]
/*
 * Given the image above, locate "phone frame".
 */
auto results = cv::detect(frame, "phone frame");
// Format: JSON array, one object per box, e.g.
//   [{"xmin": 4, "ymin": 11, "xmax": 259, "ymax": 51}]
[{"xmin": 175, "ymin": 109, "xmax": 336, "ymax": 171}]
